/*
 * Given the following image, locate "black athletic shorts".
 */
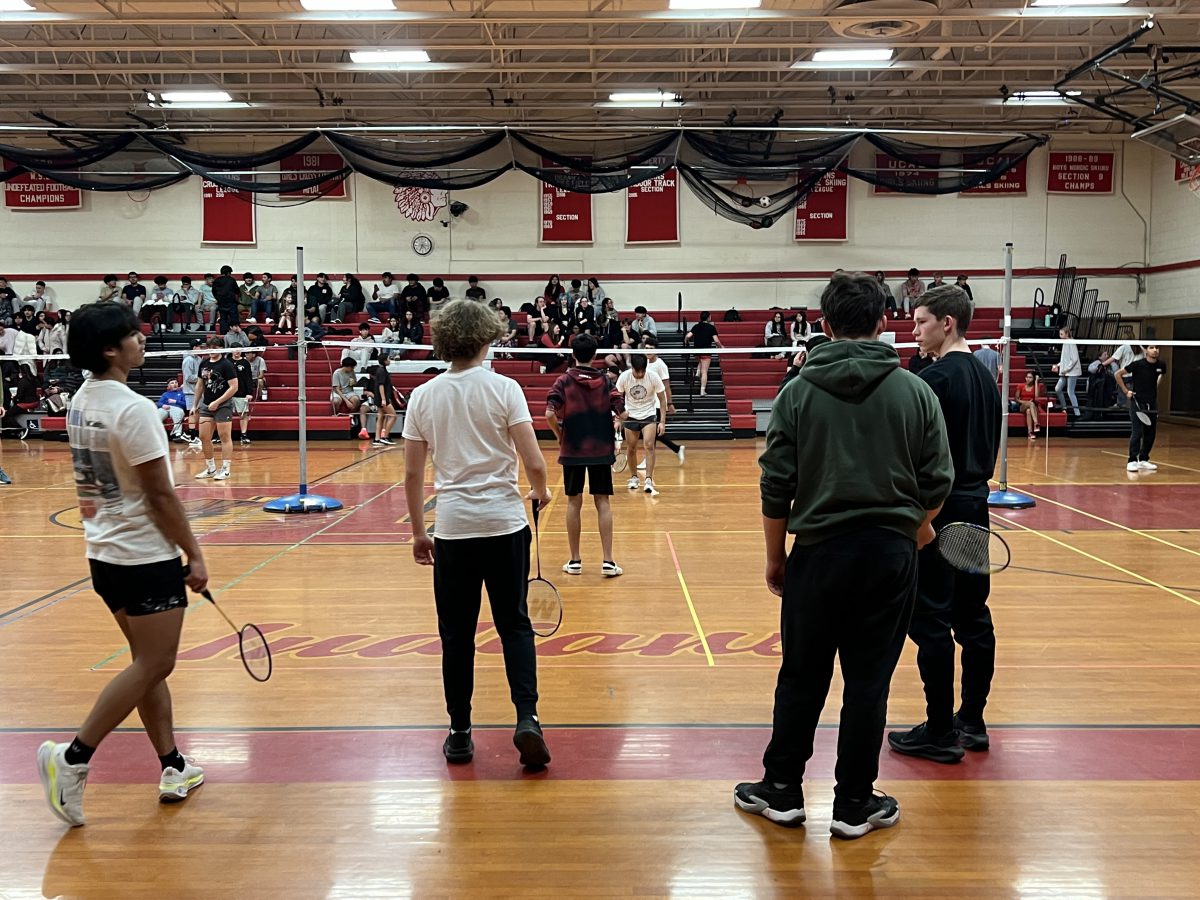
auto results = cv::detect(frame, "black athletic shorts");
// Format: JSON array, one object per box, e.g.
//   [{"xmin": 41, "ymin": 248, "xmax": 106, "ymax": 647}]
[
  {"xmin": 89, "ymin": 557, "xmax": 189, "ymax": 617},
  {"xmin": 563, "ymin": 464, "xmax": 614, "ymax": 497}
]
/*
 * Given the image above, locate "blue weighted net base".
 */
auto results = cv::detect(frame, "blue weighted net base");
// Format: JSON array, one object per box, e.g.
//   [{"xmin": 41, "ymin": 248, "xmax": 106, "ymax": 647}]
[
  {"xmin": 987, "ymin": 488, "xmax": 1036, "ymax": 510},
  {"xmin": 263, "ymin": 492, "xmax": 344, "ymax": 514}
]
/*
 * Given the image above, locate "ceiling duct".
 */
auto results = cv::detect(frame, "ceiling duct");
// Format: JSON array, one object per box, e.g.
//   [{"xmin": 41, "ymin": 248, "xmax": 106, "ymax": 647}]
[{"xmin": 829, "ymin": 0, "xmax": 937, "ymax": 40}]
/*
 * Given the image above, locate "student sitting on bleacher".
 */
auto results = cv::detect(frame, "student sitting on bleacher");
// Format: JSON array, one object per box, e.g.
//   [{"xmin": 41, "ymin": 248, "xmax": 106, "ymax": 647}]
[
  {"xmin": 495, "ymin": 308, "xmax": 519, "ymax": 358},
  {"xmin": 156, "ymin": 378, "xmax": 189, "ymax": 441}
]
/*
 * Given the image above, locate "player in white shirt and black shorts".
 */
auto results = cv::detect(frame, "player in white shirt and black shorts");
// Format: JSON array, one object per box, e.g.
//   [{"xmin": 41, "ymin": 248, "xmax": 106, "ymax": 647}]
[
  {"xmin": 402, "ymin": 300, "xmax": 553, "ymax": 770},
  {"xmin": 616, "ymin": 353, "xmax": 668, "ymax": 497},
  {"xmin": 640, "ymin": 334, "xmax": 685, "ymax": 469},
  {"xmin": 37, "ymin": 302, "xmax": 209, "ymax": 828},
  {"xmin": 191, "ymin": 336, "xmax": 239, "ymax": 480}
]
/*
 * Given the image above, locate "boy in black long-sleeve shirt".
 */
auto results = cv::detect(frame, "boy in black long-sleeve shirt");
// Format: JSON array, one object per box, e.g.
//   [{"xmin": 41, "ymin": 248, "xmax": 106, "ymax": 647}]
[{"xmin": 890, "ymin": 285, "xmax": 1003, "ymax": 764}]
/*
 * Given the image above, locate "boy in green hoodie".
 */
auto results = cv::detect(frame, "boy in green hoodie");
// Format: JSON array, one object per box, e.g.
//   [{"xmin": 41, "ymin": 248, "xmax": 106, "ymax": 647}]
[{"xmin": 735, "ymin": 271, "xmax": 953, "ymax": 840}]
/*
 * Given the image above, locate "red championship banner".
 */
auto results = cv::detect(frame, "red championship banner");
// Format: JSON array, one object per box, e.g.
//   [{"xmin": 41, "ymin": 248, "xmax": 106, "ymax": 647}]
[
  {"xmin": 201, "ymin": 180, "xmax": 256, "ymax": 244},
  {"xmin": 961, "ymin": 156, "xmax": 1028, "ymax": 195},
  {"xmin": 540, "ymin": 160, "xmax": 593, "ymax": 243},
  {"xmin": 1175, "ymin": 158, "xmax": 1200, "ymax": 182},
  {"xmin": 280, "ymin": 152, "xmax": 348, "ymax": 198},
  {"xmin": 1047, "ymin": 151, "xmax": 1115, "ymax": 194},
  {"xmin": 872, "ymin": 152, "xmax": 942, "ymax": 194},
  {"xmin": 794, "ymin": 170, "xmax": 848, "ymax": 241},
  {"xmin": 626, "ymin": 166, "xmax": 679, "ymax": 243},
  {"xmin": 2, "ymin": 160, "xmax": 82, "ymax": 210}
]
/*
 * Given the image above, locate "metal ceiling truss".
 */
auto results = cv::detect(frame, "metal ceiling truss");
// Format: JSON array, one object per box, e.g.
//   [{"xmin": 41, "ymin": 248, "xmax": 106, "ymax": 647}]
[{"xmin": 0, "ymin": 2, "xmax": 1198, "ymax": 131}]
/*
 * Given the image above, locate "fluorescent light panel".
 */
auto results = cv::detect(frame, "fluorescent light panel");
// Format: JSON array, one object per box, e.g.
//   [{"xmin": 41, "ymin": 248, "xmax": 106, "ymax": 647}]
[
  {"xmin": 0, "ymin": 1, "xmax": 36, "ymax": 10},
  {"xmin": 349, "ymin": 49, "xmax": 431, "ymax": 63},
  {"xmin": 153, "ymin": 101, "xmax": 252, "ymax": 109},
  {"xmin": 668, "ymin": 0, "xmax": 761, "ymax": 9},
  {"xmin": 300, "ymin": 1, "xmax": 395, "ymax": 10},
  {"xmin": 598, "ymin": 101, "xmax": 685, "ymax": 108},
  {"xmin": 609, "ymin": 91, "xmax": 679, "ymax": 102},
  {"xmin": 1030, "ymin": 0, "xmax": 1129, "ymax": 6},
  {"xmin": 159, "ymin": 90, "xmax": 234, "ymax": 103},
  {"xmin": 812, "ymin": 48, "xmax": 894, "ymax": 63}
]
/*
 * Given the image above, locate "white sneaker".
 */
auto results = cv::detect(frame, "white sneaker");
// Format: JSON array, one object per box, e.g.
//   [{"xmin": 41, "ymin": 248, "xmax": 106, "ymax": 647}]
[
  {"xmin": 195, "ymin": 467, "xmax": 216, "ymax": 479},
  {"xmin": 36, "ymin": 741, "xmax": 88, "ymax": 827},
  {"xmin": 562, "ymin": 560, "xmax": 582, "ymax": 575},
  {"xmin": 159, "ymin": 760, "xmax": 205, "ymax": 802},
  {"xmin": 677, "ymin": 446, "xmax": 686, "ymax": 465},
  {"xmin": 1138, "ymin": 460, "xmax": 1158, "ymax": 471},
  {"xmin": 637, "ymin": 460, "xmax": 647, "ymax": 471},
  {"xmin": 213, "ymin": 467, "xmax": 231, "ymax": 481},
  {"xmin": 1127, "ymin": 461, "xmax": 1140, "ymax": 472},
  {"xmin": 602, "ymin": 561, "xmax": 623, "ymax": 578},
  {"xmin": 627, "ymin": 476, "xmax": 640, "ymax": 491},
  {"xmin": 644, "ymin": 479, "xmax": 660, "ymax": 497}
]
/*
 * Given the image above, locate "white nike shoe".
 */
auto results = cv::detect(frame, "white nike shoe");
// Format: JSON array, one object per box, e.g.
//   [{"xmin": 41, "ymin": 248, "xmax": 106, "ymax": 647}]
[
  {"xmin": 1138, "ymin": 460, "xmax": 1158, "ymax": 471},
  {"xmin": 627, "ymin": 476, "xmax": 640, "ymax": 491},
  {"xmin": 159, "ymin": 760, "xmax": 206, "ymax": 802},
  {"xmin": 677, "ymin": 445, "xmax": 686, "ymax": 465},
  {"xmin": 195, "ymin": 467, "xmax": 216, "ymax": 479},
  {"xmin": 213, "ymin": 467, "xmax": 231, "ymax": 481},
  {"xmin": 644, "ymin": 478, "xmax": 660, "ymax": 497},
  {"xmin": 1126, "ymin": 461, "xmax": 1140, "ymax": 472},
  {"xmin": 637, "ymin": 460, "xmax": 647, "ymax": 471},
  {"xmin": 37, "ymin": 741, "xmax": 88, "ymax": 827}
]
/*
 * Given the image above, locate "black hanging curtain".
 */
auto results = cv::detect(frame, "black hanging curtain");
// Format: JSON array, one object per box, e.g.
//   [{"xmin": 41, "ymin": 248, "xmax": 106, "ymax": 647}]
[{"xmin": 0, "ymin": 128, "xmax": 1049, "ymax": 224}]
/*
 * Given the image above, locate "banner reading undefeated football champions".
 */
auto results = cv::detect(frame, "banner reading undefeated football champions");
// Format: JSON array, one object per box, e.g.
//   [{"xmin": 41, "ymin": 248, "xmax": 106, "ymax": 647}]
[
  {"xmin": 201, "ymin": 179, "xmax": 256, "ymax": 244},
  {"xmin": 541, "ymin": 181, "xmax": 593, "ymax": 243},
  {"xmin": 2, "ymin": 159, "xmax": 81, "ymax": 210},
  {"xmin": 794, "ymin": 170, "xmax": 848, "ymax": 241},
  {"xmin": 626, "ymin": 168, "xmax": 679, "ymax": 243}
]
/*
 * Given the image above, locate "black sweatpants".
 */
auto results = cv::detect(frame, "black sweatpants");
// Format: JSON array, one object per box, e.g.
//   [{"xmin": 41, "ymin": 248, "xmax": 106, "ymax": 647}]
[
  {"xmin": 762, "ymin": 528, "xmax": 917, "ymax": 802},
  {"xmin": 433, "ymin": 528, "xmax": 539, "ymax": 731},
  {"xmin": 908, "ymin": 494, "xmax": 996, "ymax": 734},
  {"xmin": 655, "ymin": 433, "xmax": 681, "ymax": 455},
  {"xmin": 1128, "ymin": 406, "xmax": 1158, "ymax": 462}
]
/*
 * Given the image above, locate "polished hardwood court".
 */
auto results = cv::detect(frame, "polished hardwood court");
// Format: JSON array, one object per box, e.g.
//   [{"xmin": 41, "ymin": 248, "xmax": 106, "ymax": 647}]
[{"xmin": 2, "ymin": 428, "xmax": 1199, "ymax": 898}]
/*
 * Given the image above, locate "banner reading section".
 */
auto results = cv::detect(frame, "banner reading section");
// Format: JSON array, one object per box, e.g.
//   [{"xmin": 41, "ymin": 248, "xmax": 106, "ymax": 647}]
[
  {"xmin": 794, "ymin": 170, "xmax": 848, "ymax": 241},
  {"xmin": 1047, "ymin": 151, "xmax": 1114, "ymax": 194},
  {"xmin": 541, "ymin": 180, "xmax": 593, "ymax": 243}
]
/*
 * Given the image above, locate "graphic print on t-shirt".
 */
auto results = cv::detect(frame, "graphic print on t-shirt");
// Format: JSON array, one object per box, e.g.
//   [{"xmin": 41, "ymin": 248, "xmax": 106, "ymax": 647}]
[
  {"xmin": 67, "ymin": 407, "xmax": 120, "ymax": 520},
  {"xmin": 199, "ymin": 358, "xmax": 237, "ymax": 405}
]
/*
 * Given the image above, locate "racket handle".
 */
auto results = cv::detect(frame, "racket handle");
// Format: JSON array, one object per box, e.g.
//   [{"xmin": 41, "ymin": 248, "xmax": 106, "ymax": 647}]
[{"xmin": 531, "ymin": 499, "xmax": 540, "ymax": 526}]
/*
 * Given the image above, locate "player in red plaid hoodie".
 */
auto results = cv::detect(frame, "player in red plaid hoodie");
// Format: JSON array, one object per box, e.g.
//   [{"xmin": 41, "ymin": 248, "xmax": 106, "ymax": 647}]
[{"xmin": 545, "ymin": 334, "xmax": 625, "ymax": 578}]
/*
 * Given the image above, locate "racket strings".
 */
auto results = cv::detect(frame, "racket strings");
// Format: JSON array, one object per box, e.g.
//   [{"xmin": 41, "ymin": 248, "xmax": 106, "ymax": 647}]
[{"xmin": 938, "ymin": 524, "xmax": 1008, "ymax": 574}]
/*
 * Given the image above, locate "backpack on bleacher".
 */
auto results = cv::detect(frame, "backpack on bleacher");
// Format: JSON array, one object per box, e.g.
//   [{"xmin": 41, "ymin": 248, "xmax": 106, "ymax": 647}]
[
  {"xmin": 14, "ymin": 368, "xmax": 39, "ymax": 404},
  {"xmin": 723, "ymin": 308, "xmax": 742, "ymax": 322}
]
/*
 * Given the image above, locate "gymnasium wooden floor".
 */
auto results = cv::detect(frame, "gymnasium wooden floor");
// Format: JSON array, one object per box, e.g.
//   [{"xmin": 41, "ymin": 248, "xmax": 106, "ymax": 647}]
[{"xmin": 2, "ymin": 427, "xmax": 1200, "ymax": 898}]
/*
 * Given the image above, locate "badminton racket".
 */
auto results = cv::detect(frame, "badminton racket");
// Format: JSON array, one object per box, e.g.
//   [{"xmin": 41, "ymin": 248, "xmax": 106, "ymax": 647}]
[
  {"xmin": 185, "ymin": 573, "xmax": 272, "ymax": 682},
  {"xmin": 1131, "ymin": 396, "xmax": 1154, "ymax": 426},
  {"xmin": 527, "ymin": 500, "xmax": 563, "ymax": 637},
  {"xmin": 936, "ymin": 522, "xmax": 1011, "ymax": 576}
]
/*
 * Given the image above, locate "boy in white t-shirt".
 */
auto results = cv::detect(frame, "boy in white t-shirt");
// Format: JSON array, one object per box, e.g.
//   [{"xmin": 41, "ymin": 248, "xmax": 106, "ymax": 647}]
[
  {"xmin": 640, "ymin": 334, "xmax": 685, "ymax": 469},
  {"xmin": 616, "ymin": 353, "xmax": 667, "ymax": 496},
  {"xmin": 38, "ymin": 302, "xmax": 209, "ymax": 828},
  {"xmin": 368, "ymin": 271, "xmax": 401, "ymax": 321},
  {"xmin": 402, "ymin": 299, "xmax": 553, "ymax": 770}
]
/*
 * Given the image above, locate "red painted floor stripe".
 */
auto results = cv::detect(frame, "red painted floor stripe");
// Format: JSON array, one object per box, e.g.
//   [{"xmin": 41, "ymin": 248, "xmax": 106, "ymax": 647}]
[{"xmin": 3, "ymin": 726, "xmax": 1197, "ymax": 785}]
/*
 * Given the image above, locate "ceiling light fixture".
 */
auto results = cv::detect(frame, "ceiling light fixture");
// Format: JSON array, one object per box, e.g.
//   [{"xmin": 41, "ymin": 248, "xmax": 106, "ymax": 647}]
[
  {"xmin": 1030, "ymin": 0, "xmax": 1129, "ymax": 7},
  {"xmin": 1008, "ymin": 90, "xmax": 1083, "ymax": 105},
  {"xmin": 811, "ymin": 48, "xmax": 894, "ymax": 63},
  {"xmin": 0, "ymin": 1, "xmax": 36, "ymax": 11},
  {"xmin": 608, "ymin": 91, "xmax": 680, "ymax": 103},
  {"xmin": 349, "ymin": 49, "xmax": 431, "ymax": 64},
  {"xmin": 159, "ymin": 90, "xmax": 235, "ymax": 103},
  {"xmin": 667, "ymin": 0, "xmax": 761, "ymax": 10},
  {"xmin": 300, "ymin": 1, "xmax": 395, "ymax": 11}
]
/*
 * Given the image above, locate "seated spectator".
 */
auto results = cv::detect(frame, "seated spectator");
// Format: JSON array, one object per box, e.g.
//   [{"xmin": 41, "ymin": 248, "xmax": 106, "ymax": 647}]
[
  {"xmin": 97, "ymin": 274, "xmax": 120, "ymax": 304},
  {"xmin": 16, "ymin": 306, "xmax": 37, "ymax": 335},
  {"xmin": 494, "ymin": 307, "xmax": 519, "ymax": 358},
  {"xmin": 381, "ymin": 314, "xmax": 401, "ymax": 345},
  {"xmin": 141, "ymin": 276, "xmax": 172, "ymax": 332},
  {"xmin": 156, "ymin": 377, "xmax": 189, "ymax": 441},
  {"xmin": 540, "ymin": 322, "xmax": 569, "ymax": 373},
  {"xmin": 306, "ymin": 272, "xmax": 334, "ymax": 322},
  {"xmin": 599, "ymin": 296, "xmax": 617, "ymax": 322},
  {"xmin": 875, "ymin": 271, "xmax": 897, "ymax": 317},
  {"xmin": 223, "ymin": 322, "xmax": 250, "ymax": 349},
  {"xmin": 564, "ymin": 278, "xmax": 585, "ymax": 306},
  {"xmin": 43, "ymin": 350, "xmax": 83, "ymax": 412},
  {"xmin": 465, "ymin": 276, "xmax": 487, "ymax": 302},
  {"xmin": 399, "ymin": 308, "xmax": 424, "ymax": 357},
  {"xmin": 247, "ymin": 349, "xmax": 268, "ymax": 400},
  {"xmin": 244, "ymin": 324, "xmax": 267, "ymax": 348},
  {"xmin": 489, "ymin": 296, "xmax": 504, "ymax": 311},
  {"xmin": 400, "ymin": 273, "xmax": 428, "ymax": 319},
  {"xmin": 171, "ymin": 276, "xmax": 200, "ymax": 332},
  {"xmin": 908, "ymin": 348, "xmax": 935, "ymax": 375},
  {"xmin": 543, "ymin": 274, "xmax": 565, "ymax": 304},
  {"xmin": 898, "ymin": 267, "xmax": 924, "ymax": 319},
  {"xmin": 368, "ymin": 272, "xmax": 400, "ymax": 321},
  {"xmin": 251, "ymin": 273, "xmax": 279, "ymax": 323},
  {"xmin": 427, "ymin": 276, "xmax": 450, "ymax": 312},
  {"xmin": 198, "ymin": 273, "xmax": 218, "ymax": 330},
  {"xmin": 34, "ymin": 311, "xmax": 53, "ymax": 353},
  {"xmin": 525, "ymin": 296, "xmax": 552, "ymax": 344},
  {"xmin": 349, "ymin": 322, "xmax": 378, "ymax": 370},
  {"xmin": 238, "ymin": 272, "xmax": 259, "ymax": 317},
  {"xmin": 587, "ymin": 277, "xmax": 608, "ymax": 315},
  {"xmin": 630, "ymin": 306, "xmax": 657, "ymax": 341},
  {"xmin": 336, "ymin": 273, "xmax": 366, "ymax": 322},
  {"xmin": 0, "ymin": 277, "xmax": 18, "ymax": 325},
  {"xmin": 304, "ymin": 313, "xmax": 326, "ymax": 345},
  {"xmin": 790, "ymin": 313, "xmax": 810, "ymax": 346},
  {"xmin": 274, "ymin": 288, "xmax": 298, "ymax": 334},
  {"xmin": 955, "ymin": 274, "xmax": 973, "ymax": 301},
  {"xmin": 330, "ymin": 357, "xmax": 368, "ymax": 439},
  {"xmin": 23, "ymin": 280, "xmax": 57, "ymax": 314},
  {"xmin": 48, "ymin": 309, "xmax": 70, "ymax": 355},
  {"xmin": 764, "ymin": 311, "xmax": 788, "ymax": 357},
  {"xmin": 927, "ymin": 272, "xmax": 946, "ymax": 291},
  {"xmin": 570, "ymin": 293, "xmax": 595, "ymax": 334},
  {"xmin": 597, "ymin": 311, "xmax": 624, "ymax": 369},
  {"xmin": 1014, "ymin": 371, "xmax": 1043, "ymax": 439},
  {"xmin": 121, "ymin": 272, "xmax": 146, "ymax": 313}
]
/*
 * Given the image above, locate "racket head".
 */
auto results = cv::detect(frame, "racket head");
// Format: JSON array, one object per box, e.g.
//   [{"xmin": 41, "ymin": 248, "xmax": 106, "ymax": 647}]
[
  {"xmin": 527, "ymin": 576, "xmax": 563, "ymax": 637},
  {"xmin": 937, "ymin": 522, "xmax": 1011, "ymax": 575},
  {"xmin": 1131, "ymin": 397, "xmax": 1154, "ymax": 425},
  {"xmin": 238, "ymin": 623, "xmax": 273, "ymax": 682},
  {"xmin": 612, "ymin": 449, "xmax": 628, "ymax": 473}
]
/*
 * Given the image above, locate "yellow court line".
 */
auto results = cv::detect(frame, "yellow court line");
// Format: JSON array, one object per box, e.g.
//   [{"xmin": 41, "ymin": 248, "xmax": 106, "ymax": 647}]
[
  {"xmin": 664, "ymin": 531, "xmax": 716, "ymax": 667},
  {"xmin": 1013, "ymin": 486, "xmax": 1200, "ymax": 561},
  {"xmin": 991, "ymin": 514, "xmax": 1200, "ymax": 610},
  {"xmin": 1099, "ymin": 450, "xmax": 1200, "ymax": 476}
]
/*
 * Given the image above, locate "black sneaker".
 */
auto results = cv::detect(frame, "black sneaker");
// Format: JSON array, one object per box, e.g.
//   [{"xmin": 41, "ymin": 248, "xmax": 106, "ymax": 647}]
[
  {"xmin": 954, "ymin": 714, "xmax": 990, "ymax": 752},
  {"xmin": 830, "ymin": 791, "xmax": 901, "ymax": 840},
  {"xmin": 513, "ymin": 718, "xmax": 551, "ymax": 769},
  {"xmin": 240, "ymin": 436, "xmax": 251, "ymax": 446},
  {"xmin": 888, "ymin": 722, "xmax": 964, "ymax": 764},
  {"xmin": 733, "ymin": 780, "xmax": 806, "ymax": 827},
  {"xmin": 442, "ymin": 730, "xmax": 474, "ymax": 764}
]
